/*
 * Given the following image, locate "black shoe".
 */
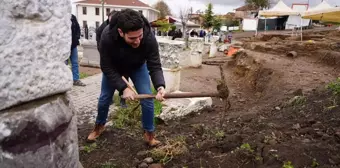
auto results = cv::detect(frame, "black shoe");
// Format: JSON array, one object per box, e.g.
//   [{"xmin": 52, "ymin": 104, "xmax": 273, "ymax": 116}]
[{"xmin": 73, "ymin": 80, "xmax": 86, "ymax": 86}]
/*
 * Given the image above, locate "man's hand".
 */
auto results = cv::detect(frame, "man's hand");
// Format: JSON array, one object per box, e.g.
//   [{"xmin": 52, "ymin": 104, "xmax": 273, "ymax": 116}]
[
  {"xmin": 122, "ymin": 88, "xmax": 136, "ymax": 101},
  {"xmin": 155, "ymin": 87, "xmax": 166, "ymax": 101}
]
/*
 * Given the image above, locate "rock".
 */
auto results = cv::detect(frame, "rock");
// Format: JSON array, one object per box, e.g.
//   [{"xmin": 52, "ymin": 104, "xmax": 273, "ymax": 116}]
[
  {"xmin": 286, "ymin": 51, "xmax": 298, "ymax": 58},
  {"xmin": 158, "ymin": 91, "xmax": 213, "ymax": 121},
  {"xmin": 143, "ymin": 157, "xmax": 153, "ymax": 164},
  {"xmin": 138, "ymin": 162, "xmax": 148, "ymax": 168},
  {"xmin": 137, "ymin": 151, "xmax": 149, "ymax": 156},
  {"xmin": 148, "ymin": 163, "xmax": 163, "ymax": 168},
  {"xmin": 302, "ymin": 139, "xmax": 311, "ymax": 143},
  {"xmin": 292, "ymin": 123, "xmax": 301, "ymax": 130},
  {"xmin": 0, "ymin": 0, "xmax": 73, "ymax": 110},
  {"xmin": 268, "ymin": 139, "xmax": 277, "ymax": 145},
  {"xmin": 0, "ymin": 94, "xmax": 79, "ymax": 168},
  {"xmin": 238, "ymin": 99, "xmax": 246, "ymax": 103},
  {"xmin": 162, "ymin": 67, "xmax": 181, "ymax": 93},
  {"xmin": 275, "ymin": 107, "xmax": 281, "ymax": 110}
]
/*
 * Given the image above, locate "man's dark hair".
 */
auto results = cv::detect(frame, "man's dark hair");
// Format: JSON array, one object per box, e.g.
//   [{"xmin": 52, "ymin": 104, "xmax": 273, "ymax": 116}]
[
  {"xmin": 117, "ymin": 9, "xmax": 144, "ymax": 33},
  {"xmin": 108, "ymin": 10, "xmax": 117, "ymax": 18}
]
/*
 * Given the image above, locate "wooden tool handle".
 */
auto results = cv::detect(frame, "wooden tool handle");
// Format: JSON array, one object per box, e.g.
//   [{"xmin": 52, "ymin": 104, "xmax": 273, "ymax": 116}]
[
  {"xmin": 134, "ymin": 92, "xmax": 220, "ymax": 99},
  {"xmin": 122, "ymin": 76, "xmax": 138, "ymax": 94}
]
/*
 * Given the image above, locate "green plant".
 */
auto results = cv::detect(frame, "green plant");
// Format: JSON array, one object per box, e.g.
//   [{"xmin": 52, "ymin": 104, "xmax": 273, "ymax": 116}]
[
  {"xmin": 311, "ymin": 158, "xmax": 319, "ymax": 167},
  {"xmin": 79, "ymin": 72, "xmax": 89, "ymax": 79},
  {"xmin": 327, "ymin": 77, "xmax": 340, "ymax": 96},
  {"xmin": 282, "ymin": 161, "xmax": 294, "ymax": 168},
  {"xmin": 240, "ymin": 143, "xmax": 254, "ymax": 153},
  {"xmin": 155, "ymin": 20, "xmax": 171, "ymax": 34},
  {"xmin": 100, "ymin": 162, "xmax": 117, "ymax": 168},
  {"xmin": 83, "ymin": 143, "xmax": 97, "ymax": 153},
  {"xmin": 214, "ymin": 130, "xmax": 225, "ymax": 139},
  {"xmin": 288, "ymin": 96, "xmax": 306, "ymax": 106}
]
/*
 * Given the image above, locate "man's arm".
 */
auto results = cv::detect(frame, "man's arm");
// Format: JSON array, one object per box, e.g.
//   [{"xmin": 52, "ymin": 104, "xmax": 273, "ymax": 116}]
[
  {"xmin": 99, "ymin": 29, "xmax": 127, "ymax": 92},
  {"xmin": 145, "ymin": 35, "xmax": 165, "ymax": 90}
]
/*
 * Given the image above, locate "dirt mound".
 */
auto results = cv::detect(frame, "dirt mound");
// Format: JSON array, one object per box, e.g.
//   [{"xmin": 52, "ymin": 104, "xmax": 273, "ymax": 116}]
[
  {"xmin": 316, "ymin": 50, "xmax": 340, "ymax": 67},
  {"xmin": 228, "ymin": 51, "xmax": 274, "ymax": 92}
]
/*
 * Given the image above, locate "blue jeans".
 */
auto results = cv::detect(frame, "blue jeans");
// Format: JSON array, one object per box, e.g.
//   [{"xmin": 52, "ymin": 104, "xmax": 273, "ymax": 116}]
[
  {"xmin": 65, "ymin": 47, "xmax": 79, "ymax": 81},
  {"xmin": 96, "ymin": 63, "xmax": 155, "ymax": 132}
]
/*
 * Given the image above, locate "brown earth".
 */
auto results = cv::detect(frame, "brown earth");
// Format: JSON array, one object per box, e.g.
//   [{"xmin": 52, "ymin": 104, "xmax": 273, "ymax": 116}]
[
  {"xmin": 78, "ymin": 30, "xmax": 340, "ymax": 168},
  {"xmin": 79, "ymin": 66, "xmax": 102, "ymax": 76}
]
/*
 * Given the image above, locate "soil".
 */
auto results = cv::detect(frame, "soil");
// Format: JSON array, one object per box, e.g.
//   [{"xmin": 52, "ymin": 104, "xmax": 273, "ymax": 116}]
[
  {"xmin": 79, "ymin": 66, "xmax": 102, "ymax": 76},
  {"xmin": 78, "ymin": 30, "xmax": 340, "ymax": 168}
]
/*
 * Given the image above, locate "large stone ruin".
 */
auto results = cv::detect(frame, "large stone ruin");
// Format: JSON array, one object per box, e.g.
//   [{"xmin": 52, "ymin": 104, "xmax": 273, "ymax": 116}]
[{"xmin": 0, "ymin": 0, "xmax": 79, "ymax": 167}]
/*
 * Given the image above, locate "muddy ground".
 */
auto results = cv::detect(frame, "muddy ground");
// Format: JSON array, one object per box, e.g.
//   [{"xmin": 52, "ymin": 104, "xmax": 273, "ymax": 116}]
[{"xmin": 78, "ymin": 30, "xmax": 340, "ymax": 168}]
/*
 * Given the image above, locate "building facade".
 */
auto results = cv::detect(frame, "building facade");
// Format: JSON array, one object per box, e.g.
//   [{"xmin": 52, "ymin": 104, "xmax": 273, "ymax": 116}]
[{"xmin": 75, "ymin": 0, "xmax": 159, "ymax": 29}]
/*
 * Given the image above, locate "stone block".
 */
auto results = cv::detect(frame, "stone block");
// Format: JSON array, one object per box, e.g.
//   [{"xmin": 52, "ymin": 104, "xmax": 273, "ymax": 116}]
[
  {"xmin": 0, "ymin": 0, "xmax": 73, "ymax": 110},
  {"xmin": 0, "ymin": 94, "xmax": 79, "ymax": 168},
  {"xmin": 158, "ymin": 92, "xmax": 212, "ymax": 121},
  {"xmin": 157, "ymin": 38, "xmax": 184, "ymax": 69},
  {"xmin": 162, "ymin": 67, "xmax": 181, "ymax": 93}
]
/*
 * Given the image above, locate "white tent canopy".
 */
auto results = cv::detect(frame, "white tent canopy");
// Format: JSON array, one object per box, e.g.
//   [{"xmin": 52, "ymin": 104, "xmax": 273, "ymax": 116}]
[
  {"xmin": 302, "ymin": 1, "xmax": 340, "ymax": 23},
  {"xmin": 259, "ymin": 0, "xmax": 299, "ymax": 17},
  {"xmin": 307, "ymin": 1, "xmax": 332, "ymax": 12}
]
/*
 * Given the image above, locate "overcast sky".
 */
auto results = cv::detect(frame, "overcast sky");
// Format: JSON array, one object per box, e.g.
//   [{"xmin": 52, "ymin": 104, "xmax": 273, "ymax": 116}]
[
  {"xmin": 140, "ymin": 0, "xmax": 339, "ymax": 16},
  {"xmin": 71, "ymin": 0, "xmax": 339, "ymax": 16}
]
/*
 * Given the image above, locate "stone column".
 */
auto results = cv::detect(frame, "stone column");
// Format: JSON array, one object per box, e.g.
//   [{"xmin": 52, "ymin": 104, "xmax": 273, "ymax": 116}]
[
  {"xmin": 157, "ymin": 37, "xmax": 184, "ymax": 93},
  {"xmin": 176, "ymin": 37, "xmax": 204, "ymax": 68},
  {"xmin": 0, "ymin": 0, "xmax": 79, "ymax": 167}
]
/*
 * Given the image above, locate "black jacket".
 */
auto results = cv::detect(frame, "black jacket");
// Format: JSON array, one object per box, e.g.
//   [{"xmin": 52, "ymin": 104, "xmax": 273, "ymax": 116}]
[
  {"xmin": 71, "ymin": 14, "xmax": 80, "ymax": 49},
  {"xmin": 96, "ymin": 19, "xmax": 109, "ymax": 49},
  {"xmin": 99, "ymin": 13, "xmax": 165, "ymax": 92}
]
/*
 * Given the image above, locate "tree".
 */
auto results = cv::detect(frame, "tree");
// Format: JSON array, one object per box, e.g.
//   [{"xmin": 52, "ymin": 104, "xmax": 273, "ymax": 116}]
[
  {"xmin": 153, "ymin": 0, "xmax": 171, "ymax": 18},
  {"xmin": 155, "ymin": 20, "xmax": 171, "ymax": 36},
  {"xmin": 202, "ymin": 3, "xmax": 214, "ymax": 29},
  {"xmin": 245, "ymin": 0, "xmax": 270, "ymax": 9},
  {"xmin": 179, "ymin": 7, "xmax": 190, "ymax": 48},
  {"xmin": 212, "ymin": 17, "xmax": 222, "ymax": 32}
]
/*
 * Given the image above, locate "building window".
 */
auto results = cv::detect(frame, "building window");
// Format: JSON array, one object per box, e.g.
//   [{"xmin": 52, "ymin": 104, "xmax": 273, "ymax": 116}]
[
  {"xmin": 82, "ymin": 7, "xmax": 87, "ymax": 15},
  {"xmin": 95, "ymin": 8, "xmax": 100, "ymax": 15},
  {"xmin": 83, "ymin": 21, "xmax": 87, "ymax": 27},
  {"xmin": 106, "ymin": 8, "xmax": 110, "ymax": 16},
  {"xmin": 138, "ymin": 10, "xmax": 143, "ymax": 15},
  {"xmin": 96, "ymin": 21, "xmax": 100, "ymax": 28}
]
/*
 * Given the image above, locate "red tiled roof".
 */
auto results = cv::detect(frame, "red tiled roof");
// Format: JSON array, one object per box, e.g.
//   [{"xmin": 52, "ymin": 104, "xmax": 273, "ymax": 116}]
[
  {"xmin": 77, "ymin": 0, "xmax": 150, "ymax": 8},
  {"xmin": 235, "ymin": 4, "xmax": 258, "ymax": 11}
]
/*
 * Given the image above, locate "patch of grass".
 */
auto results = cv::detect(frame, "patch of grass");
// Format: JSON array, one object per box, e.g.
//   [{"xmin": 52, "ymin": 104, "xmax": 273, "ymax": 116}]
[
  {"xmin": 150, "ymin": 136, "xmax": 188, "ymax": 165},
  {"xmin": 240, "ymin": 143, "xmax": 254, "ymax": 153},
  {"xmin": 288, "ymin": 96, "xmax": 306, "ymax": 106},
  {"xmin": 282, "ymin": 161, "xmax": 294, "ymax": 168},
  {"xmin": 311, "ymin": 158, "xmax": 319, "ymax": 168},
  {"xmin": 79, "ymin": 72, "xmax": 89, "ymax": 79},
  {"xmin": 111, "ymin": 87, "xmax": 163, "ymax": 128},
  {"xmin": 82, "ymin": 143, "xmax": 97, "ymax": 153},
  {"xmin": 214, "ymin": 130, "xmax": 225, "ymax": 140},
  {"xmin": 100, "ymin": 161, "xmax": 117, "ymax": 168},
  {"xmin": 327, "ymin": 77, "xmax": 340, "ymax": 96}
]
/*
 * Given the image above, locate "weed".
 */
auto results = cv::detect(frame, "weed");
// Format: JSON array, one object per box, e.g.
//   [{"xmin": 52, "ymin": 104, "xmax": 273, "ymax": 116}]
[
  {"xmin": 282, "ymin": 161, "xmax": 294, "ymax": 168},
  {"xmin": 82, "ymin": 143, "xmax": 97, "ymax": 153},
  {"xmin": 111, "ymin": 87, "xmax": 162, "ymax": 128},
  {"xmin": 150, "ymin": 136, "xmax": 188, "ymax": 165},
  {"xmin": 311, "ymin": 158, "xmax": 319, "ymax": 168},
  {"xmin": 326, "ymin": 77, "xmax": 340, "ymax": 96},
  {"xmin": 79, "ymin": 72, "xmax": 89, "ymax": 79},
  {"xmin": 100, "ymin": 161, "xmax": 117, "ymax": 168},
  {"xmin": 288, "ymin": 96, "xmax": 306, "ymax": 106},
  {"xmin": 240, "ymin": 143, "xmax": 254, "ymax": 153},
  {"xmin": 214, "ymin": 130, "xmax": 225, "ymax": 139}
]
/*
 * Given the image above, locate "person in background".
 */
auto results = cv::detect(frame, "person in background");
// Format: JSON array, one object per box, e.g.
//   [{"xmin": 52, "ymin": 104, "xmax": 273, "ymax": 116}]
[
  {"xmin": 88, "ymin": 9, "xmax": 166, "ymax": 147},
  {"xmin": 96, "ymin": 10, "xmax": 128, "ymax": 108},
  {"xmin": 227, "ymin": 31, "xmax": 233, "ymax": 44},
  {"xmin": 190, "ymin": 29, "xmax": 198, "ymax": 37},
  {"xmin": 66, "ymin": 14, "xmax": 86, "ymax": 86}
]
